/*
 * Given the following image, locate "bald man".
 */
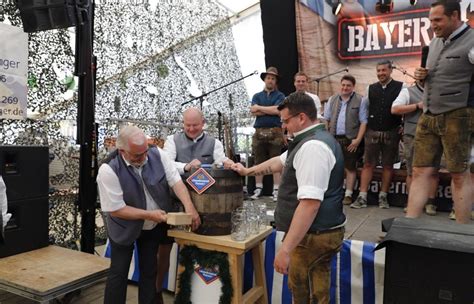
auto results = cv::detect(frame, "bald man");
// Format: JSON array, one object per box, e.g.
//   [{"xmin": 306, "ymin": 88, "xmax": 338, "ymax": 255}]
[
  {"xmin": 164, "ymin": 107, "xmax": 234, "ymax": 173},
  {"xmin": 161, "ymin": 108, "xmax": 233, "ymax": 300}
]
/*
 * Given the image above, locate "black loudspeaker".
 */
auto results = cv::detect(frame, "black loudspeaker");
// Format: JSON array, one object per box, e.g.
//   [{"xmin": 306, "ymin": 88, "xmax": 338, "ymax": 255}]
[
  {"xmin": 0, "ymin": 196, "xmax": 49, "ymax": 258},
  {"xmin": 0, "ymin": 146, "xmax": 49, "ymax": 257},
  {"xmin": 0, "ymin": 145, "xmax": 49, "ymax": 201},
  {"xmin": 376, "ymin": 218, "xmax": 474, "ymax": 304},
  {"xmin": 16, "ymin": 0, "xmax": 88, "ymax": 33}
]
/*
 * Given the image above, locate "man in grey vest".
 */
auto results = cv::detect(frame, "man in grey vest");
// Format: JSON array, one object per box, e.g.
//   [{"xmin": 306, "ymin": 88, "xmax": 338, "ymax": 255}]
[
  {"xmin": 232, "ymin": 92, "xmax": 345, "ymax": 303},
  {"xmin": 324, "ymin": 74, "xmax": 367, "ymax": 205},
  {"xmin": 407, "ymin": 0, "xmax": 474, "ymax": 224},
  {"xmin": 97, "ymin": 126, "xmax": 200, "ymax": 304},
  {"xmin": 351, "ymin": 60, "xmax": 404, "ymax": 209},
  {"xmin": 164, "ymin": 107, "xmax": 234, "ymax": 174},
  {"xmin": 392, "ymin": 81, "xmax": 439, "ymax": 215},
  {"xmin": 162, "ymin": 107, "xmax": 233, "ymax": 299}
]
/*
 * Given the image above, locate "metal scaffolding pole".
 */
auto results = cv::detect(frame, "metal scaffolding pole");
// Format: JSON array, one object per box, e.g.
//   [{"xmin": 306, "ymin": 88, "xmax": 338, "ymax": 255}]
[{"xmin": 75, "ymin": 0, "xmax": 97, "ymax": 254}]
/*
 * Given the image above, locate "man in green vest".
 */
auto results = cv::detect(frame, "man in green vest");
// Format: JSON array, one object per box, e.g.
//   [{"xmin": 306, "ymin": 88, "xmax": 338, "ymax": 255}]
[{"xmin": 232, "ymin": 92, "xmax": 346, "ymax": 303}]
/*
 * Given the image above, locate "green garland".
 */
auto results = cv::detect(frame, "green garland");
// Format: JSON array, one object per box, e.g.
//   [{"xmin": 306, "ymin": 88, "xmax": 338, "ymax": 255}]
[{"xmin": 175, "ymin": 245, "xmax": 233, "ymax": 304}]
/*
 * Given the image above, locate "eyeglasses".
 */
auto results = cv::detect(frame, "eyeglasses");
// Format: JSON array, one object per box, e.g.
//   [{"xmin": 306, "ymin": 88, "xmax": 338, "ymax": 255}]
[
  {"xmin": 280, "ymin": 113, "xmax": 300, "ymax": 124},
  {"xmin": 123, "ymin": 148, "xmax": 148, "ymax": 159}
]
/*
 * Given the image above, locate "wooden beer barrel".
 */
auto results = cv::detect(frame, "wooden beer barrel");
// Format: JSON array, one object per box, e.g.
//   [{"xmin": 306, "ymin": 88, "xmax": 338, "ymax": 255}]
[{"xmin": 184, "ymin": 168, "xmax": 243, "ymax": 235}]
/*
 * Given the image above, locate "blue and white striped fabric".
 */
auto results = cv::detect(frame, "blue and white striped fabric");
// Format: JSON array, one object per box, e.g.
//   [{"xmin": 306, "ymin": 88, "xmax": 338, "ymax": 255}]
[
  {"xmin": 330, "ymin": 240, "xmax": 385, "ymax": 304},
  {"xmin": 243, "ymin": 231, "xmax": 385, "ymax": 304},
  {"xmin": 104, "ymin": 230, "xmax": 385, "ymax": 303}
]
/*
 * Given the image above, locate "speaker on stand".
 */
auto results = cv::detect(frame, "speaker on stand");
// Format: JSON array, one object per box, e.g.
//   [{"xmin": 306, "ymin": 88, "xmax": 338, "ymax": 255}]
[
  {"xmin": 15, "ymin": 0, "xmax": 88, "ymax": 33},
  {"xmin": 0, "ymin": 146, "xmax": 49, "ymax": 258}
]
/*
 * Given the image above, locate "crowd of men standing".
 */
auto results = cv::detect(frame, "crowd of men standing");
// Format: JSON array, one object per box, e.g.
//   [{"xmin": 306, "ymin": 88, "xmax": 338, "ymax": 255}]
[
  {"xmin": 243, "ymin": 2, "xmax": 472, "ymax": 302},
  {"xmin": 249, "ymin": 59, "xmax": 465, "ymax": 214},
  {"xmin": 249, "ymin": 0, "xmax": 473, "ymax": 225},
  {"xmin": 95, "ymin": 1, "xmax": 472, "ymax": 303}
]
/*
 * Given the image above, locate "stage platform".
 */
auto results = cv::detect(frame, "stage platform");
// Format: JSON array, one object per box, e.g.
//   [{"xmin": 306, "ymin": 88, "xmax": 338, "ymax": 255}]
[
  {"xmin": 264, "ymin": 198, "xmax": 471, "ymax": 243},
  {"xmin": 0, "ymin": 203, "xmax": 471, "ymax": 303},
  {"xmin": 0, "ymin": 246, "xmax": 110, "ymax": 304}
]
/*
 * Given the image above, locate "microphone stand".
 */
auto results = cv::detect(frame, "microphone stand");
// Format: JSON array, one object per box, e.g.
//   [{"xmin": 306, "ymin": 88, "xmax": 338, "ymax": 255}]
[
  {"xmin": 217, "ymin": 111, "xmax": 223, "ymax": 143},
  {"xmin": 181, "ymin": 71, "xmax": 258, "ymax": 109},
  {"xmin": 393, "ymin": 66, "xmax": 415, "ymax": 80},
  {"xmin": 312, "ymin": 67, "xmax": 348, "ymax": 96}
]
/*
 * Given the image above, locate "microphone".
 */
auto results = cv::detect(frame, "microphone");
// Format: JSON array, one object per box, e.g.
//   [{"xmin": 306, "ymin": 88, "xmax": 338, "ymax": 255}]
[
  {"xmin": 253, "ymin": 70, "xmax": 259, "ymax": 75},
  {"xmin": 421, "ymin": 46, "xmax": 429, "ymax": 68},
  {"xmin": 311, "ymin": 67, "xmax": 349, "ymax": 82}
]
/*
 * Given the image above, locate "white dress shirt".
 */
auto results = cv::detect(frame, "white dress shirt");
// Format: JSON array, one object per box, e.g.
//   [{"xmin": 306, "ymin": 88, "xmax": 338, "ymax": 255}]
[
  {"xmin": 164, "ymin": 132, "xmax": 228, "ymax": 174},
  {"xmin": 0, "ymin": 176, "xmax": 11, "ymax": 228},
  {"xmin": 305, "ymin": 91, "xmax": 323, "ymax": 119},
  {"xmin": 97, "ymin": 148, "xmax": 181, "ymax": 230},
  {"xmin": 391, "ymin": 87, "xmax": 411, "ymax": 107},
  {"xmin": 279, "ymin": 124, "xmax": 336, "ymax": 201}
]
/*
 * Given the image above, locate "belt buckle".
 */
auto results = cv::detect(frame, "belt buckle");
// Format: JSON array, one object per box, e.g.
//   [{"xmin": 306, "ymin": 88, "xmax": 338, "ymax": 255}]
[{"xmin": 260, "ymin": 129, "xmax": 272, "ymax": 138}]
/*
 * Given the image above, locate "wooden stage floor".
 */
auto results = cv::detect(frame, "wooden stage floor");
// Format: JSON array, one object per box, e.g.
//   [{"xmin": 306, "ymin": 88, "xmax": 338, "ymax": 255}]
[
  {"xmin": 0, "ymin": 201, "xmax": 472, "ymax": 303},
  {"xmin": 0, "ymin": 280, "xmax": 175, "ymax": 304}
]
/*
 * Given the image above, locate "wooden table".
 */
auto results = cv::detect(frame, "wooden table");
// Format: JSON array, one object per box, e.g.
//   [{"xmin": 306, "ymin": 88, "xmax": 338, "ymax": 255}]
[
  {"xmin": 0, "ymin": 245, "xmax": 110, "ymax": 303},
  {"xmin": 169, "ymin": 226, "xmax": 273, "ymax": 304}
]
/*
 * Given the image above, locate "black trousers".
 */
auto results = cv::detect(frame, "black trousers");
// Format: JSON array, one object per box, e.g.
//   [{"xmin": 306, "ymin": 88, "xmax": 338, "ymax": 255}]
[{"xmin": 104, "ymin": 225, "xmax": 165, "ymax": 304}]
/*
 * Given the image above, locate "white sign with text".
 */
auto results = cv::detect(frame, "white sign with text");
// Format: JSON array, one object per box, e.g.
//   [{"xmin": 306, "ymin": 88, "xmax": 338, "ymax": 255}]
[{"xmin": 0, "ymin": 23, "xmax": 28, "ymax": 120}]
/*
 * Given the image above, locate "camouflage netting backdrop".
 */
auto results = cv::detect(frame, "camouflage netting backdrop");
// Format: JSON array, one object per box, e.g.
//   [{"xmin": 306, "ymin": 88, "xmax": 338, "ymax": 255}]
[{"xmin": 0, "ymin": 0, "xmax": 249, "ymax": 247}]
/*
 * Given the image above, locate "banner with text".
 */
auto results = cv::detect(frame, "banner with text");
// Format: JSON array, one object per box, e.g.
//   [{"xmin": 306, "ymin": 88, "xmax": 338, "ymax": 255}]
[
  {"xmin": 296, "ymin": 0, "xmax": 472, "ymax": 100},
  {"xmin": 0, "ymin": 23, "xmax": 28, "ymax": 120}
]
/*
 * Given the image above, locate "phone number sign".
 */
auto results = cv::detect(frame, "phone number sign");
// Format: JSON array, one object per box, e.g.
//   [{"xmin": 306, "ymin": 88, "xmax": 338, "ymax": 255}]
[{"xmin": 0, "ymin": 23, "xmax": 28, "ymax": 120}]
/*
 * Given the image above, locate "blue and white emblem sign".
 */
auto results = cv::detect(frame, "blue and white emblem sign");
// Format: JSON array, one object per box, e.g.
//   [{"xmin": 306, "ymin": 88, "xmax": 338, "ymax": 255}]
[{"xmin": 186, "ymin": 168, "xmax": 215, "ymax": 194}]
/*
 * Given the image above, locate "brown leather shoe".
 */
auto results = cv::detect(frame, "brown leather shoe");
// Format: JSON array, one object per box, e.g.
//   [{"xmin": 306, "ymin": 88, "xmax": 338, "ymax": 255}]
[
  {"xmin": 424, "ymin": 204, "xmax": 437, "ymax": 216},
  {"xmin": 449, "ymin": 210, "xmax": 456, "ymax": 220},
  {"xmin": 156, "ymin": 291, "xmax": 164, "ymax": 304},
  {"xmin": 343, "ymin": 196, "xmax": 353, "ymax": 205}
]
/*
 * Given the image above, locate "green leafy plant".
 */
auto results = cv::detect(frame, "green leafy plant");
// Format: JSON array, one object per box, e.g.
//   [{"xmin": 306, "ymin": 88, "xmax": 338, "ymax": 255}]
[{"xmin": 175, "ymin": 245, "xmax": 233, "ymax": 304}]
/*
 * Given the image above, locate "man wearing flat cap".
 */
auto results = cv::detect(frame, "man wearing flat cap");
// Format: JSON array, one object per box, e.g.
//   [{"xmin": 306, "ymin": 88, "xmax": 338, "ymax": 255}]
[{"xmin": 250, "ymin": 66, "xmax": 285, "ymax": 201}]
